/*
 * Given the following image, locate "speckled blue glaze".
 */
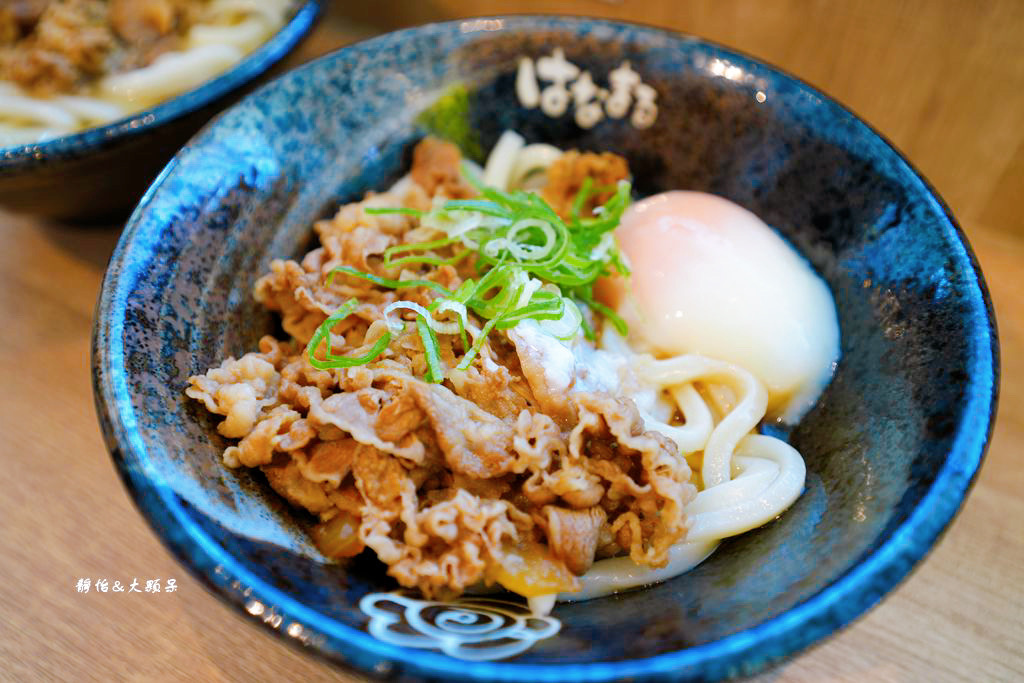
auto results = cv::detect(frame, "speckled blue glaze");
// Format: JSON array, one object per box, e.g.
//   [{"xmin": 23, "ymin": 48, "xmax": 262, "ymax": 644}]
[
  {"xmin": 92, "ymin": 16, "xmax": 998, "ymax": 683},
  {"xmin": 0, "ymin": 1, "xmax": 321, "ymax": 221}
]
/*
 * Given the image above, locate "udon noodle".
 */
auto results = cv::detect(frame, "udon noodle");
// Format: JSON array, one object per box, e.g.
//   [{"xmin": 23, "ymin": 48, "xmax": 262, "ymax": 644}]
[
  {"xmin": 0, "ymin": 0, "xmax": 292, "ymax": 146},
  {"xmin": 187, "ymin": 131, "xmax": 837, "ymax": 614}
]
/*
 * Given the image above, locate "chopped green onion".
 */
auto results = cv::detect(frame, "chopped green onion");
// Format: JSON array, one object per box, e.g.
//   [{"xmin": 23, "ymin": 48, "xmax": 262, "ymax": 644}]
[
  {"xmin": 494, "ymin": 296, "xmax": 565, "ymax": 329},
  {"xmin": 382, "ymin": 237, "xmax": 469, "ymax": 269},
  {"xmin": 311, "ymin": 153, "xmax": 633, "ymax": 381},
  {"xmin": 434, "ymin": 298, "xmax": 470, "ymax": 350},
  {"xmin": 306, "ymin": 299, "xmax": 392, "ymax": 370},
  {"xmin": 384, "ymin": 300, "xmax": 462, "ymax": 336},
  {"xmin": 442, "ymin": 199, "xmax": 511, "ymax": 218},
  {"xmin": 327, "ymin": 266, "xmax": 451, "ymax": 297},
  {"xmin": 416, "ymin": 316, "xmax": 445, "ymax": 383},
  {"xmin": 569, "ymin": 176, "xmax": 594, "ymax": 223},
  {"xmin": 579, "ymin": 314, "xmax": 596, "ymax": 342},
  {"xmin": 542, "ymin": 297, "xmax": 584, "ymax": 341},
  {"xmin": 580, "ymin": 295, "xmax": 629, "ymax": 338},
  {"xmin": 456, "ymin": 312, "xmax": 500, "ymax": 371},
  {"xmin": 364, "ymin": 207, "xmax": 424, "ymax": 216}
]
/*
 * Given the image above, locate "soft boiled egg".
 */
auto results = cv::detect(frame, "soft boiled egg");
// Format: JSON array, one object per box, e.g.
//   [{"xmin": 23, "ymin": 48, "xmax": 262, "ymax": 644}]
[{"xmin": 597, "ymin": 191, "xmax": 840, "ymax": 424}]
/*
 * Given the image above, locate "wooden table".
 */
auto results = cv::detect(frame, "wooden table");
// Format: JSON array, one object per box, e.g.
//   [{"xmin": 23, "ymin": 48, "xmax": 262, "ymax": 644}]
[{"xmin": 3, "ymin": 2, "xmax": 1022, "ymax": 681}]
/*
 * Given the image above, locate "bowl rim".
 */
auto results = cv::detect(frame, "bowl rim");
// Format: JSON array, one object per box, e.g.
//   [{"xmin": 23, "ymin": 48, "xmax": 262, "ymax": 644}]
[
  {"xmin": 92, "ymin": 14, "xmax": 1000, "ymax": 682},
  {"xmin": 0, "ymin": 0, "xmax": 321, "ymax": 169}
]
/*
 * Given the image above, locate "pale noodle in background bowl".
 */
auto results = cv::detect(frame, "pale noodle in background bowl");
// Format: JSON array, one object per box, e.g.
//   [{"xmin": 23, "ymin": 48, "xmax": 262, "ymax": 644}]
[
  {"xmin": 0, "ymin": 0, "xmax": 320, "ymax": 221},
  {"xmin": 0, "ymin": 0, "xmax": 294, "ymax": 146},
  {"xmin": 93, "ymin": 16, "xmax": 998, "ymax": 682}
]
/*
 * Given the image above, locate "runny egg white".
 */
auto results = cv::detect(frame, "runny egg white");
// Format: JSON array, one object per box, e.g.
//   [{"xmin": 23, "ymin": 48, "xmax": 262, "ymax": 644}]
[{"xmin": 598, "ymin": 190, "xmax": 840, "ymax": 424}]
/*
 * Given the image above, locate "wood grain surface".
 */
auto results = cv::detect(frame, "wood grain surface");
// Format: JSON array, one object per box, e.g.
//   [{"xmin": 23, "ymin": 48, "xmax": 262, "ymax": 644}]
[{"xmin": 2, "ymin": 2, "xmax": 1022, "ymax": 681}]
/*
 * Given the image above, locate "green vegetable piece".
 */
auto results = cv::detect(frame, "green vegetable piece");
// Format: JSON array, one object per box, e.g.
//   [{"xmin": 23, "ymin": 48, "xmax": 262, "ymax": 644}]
[
  {"xmin": 416, "ymin": 84, "xmax": 484, "ymax": 161},
  {"xmin": 306, "ymin": 299, "xmax": 392, "ymax": 370},
  {"xmin": 416, "ymin": 316, "xmax": 445, "ymax": 384}
]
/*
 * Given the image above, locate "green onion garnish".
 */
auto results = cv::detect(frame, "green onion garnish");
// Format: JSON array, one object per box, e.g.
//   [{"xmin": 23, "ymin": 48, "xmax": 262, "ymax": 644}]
[
  {"xmin": 416, "ymin": 316, "xmax": 444, "ymax": 383},
  {"xmin": 327, "ymin": 265, "xmax": 452, "ymax": 296},
  {"xmin": 307, "ymin": 299, "xmax": 392, "ymax": 370},
  {"xmin": 363, "ymin": 207, "xmax": 424, "ymax": 216},
  {"xmin": 306, "ymin": 164, "xmax": 632, "ymax": 381},
  {"xmin": 382, "ymin": 238, "xmax": 470, "ymax": 269}
]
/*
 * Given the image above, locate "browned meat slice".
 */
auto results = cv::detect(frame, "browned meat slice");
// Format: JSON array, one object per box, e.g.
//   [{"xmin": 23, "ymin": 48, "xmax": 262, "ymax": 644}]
[
  {"xmin": 354, "ymin": 442, "xmax": 523, "ymax": 599},
  {"xmin": 569, "ymin": 393, "xmax": 696, "ymax": 568},
  {"xmin": 541, "ymin": 505, "xmax": 606, "ymax": 575},
  {"xmin": 0, "ymin": 11, "xmax": 16, "ymax": 44},
  {"xmin": 109, "ymin": 0, "xmax": 176, "ymax": 42},
  {"xmin": 406, "ymin": 381, "xmax": 515, "ymax": 478},
  {"xmin": 262, "ymin": 456, "xmax": 332, "ymax": 515},
  {"xmin": 253, "ymin": 258, "xmax": 337, "ymax": 345},
  {"xmin": 375, "ymin": 391, "xmax": 424, "ymax": 443},
  {"xmin": 295, "ymin": 437, "xmax": 360, "ymax": 488},
  {"xmin": 450, "ymin": 355, "xmax": 535, "ymax": 421},
  {"xmin": 223, "ymin": 405, "xmax": 305, "ymax": 468},
  {"xmin": 0, "ymin": 0, "xmax": 114, "ymax": 93},
  {"xmin": 541, "ymin": 150, "xmax": 630, "ymax": 219},
  {"xmin": 506, "ymin": 322, "xmax": 576, "ymax": 427},
  {"xmin": 0, "ymin": 1, "xmax": 47, "ymax": 43},
  {"xmin": 5, "ymin": 1, "xmax": 49, "ymax": 29},
  {"xmin": 0, "ymin": 48, "xmax": 76, "ymax": 92},
  {"xmin": 185, "ymin": 351, "xmax": 282, "ymax": 441},
  {"xmin": 108, "ymin": 0, "xmax": 194, "ymax": 67},
  {"xmin": 351, "ymin": 444, "xmax": 410, "ymax": 512},
  {"xmin": 410, "ymin": 137, "xmax": 475, "ymax": 199},
  {"xmin": 307, "ymin": 387, "xmax": 427, "ymax": 464}
]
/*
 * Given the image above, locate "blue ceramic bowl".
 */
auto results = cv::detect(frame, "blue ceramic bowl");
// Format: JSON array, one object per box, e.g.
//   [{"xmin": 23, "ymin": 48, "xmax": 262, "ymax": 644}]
[
  {"xmin": 0, "ymin": 1, "xmax": 320, "ymax": 222},
  {"xmin": 92, "ymin": 16, "xmax": 998, "ymax": 682}
]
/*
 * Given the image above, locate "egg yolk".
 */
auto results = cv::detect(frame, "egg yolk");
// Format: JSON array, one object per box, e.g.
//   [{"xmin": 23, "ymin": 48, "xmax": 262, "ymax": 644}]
[{"xmin": 599, "ymin": 191, "xmax": 840, "ymax": 423}]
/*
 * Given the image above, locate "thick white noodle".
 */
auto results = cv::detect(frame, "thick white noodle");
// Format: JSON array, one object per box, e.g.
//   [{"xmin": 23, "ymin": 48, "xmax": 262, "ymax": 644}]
[
  {"xmin": 207, "ymin": 0, "xmax": 291, "ymax": 24},
  {"xmin": 642, "ymin": 383, "xmax": 714, "ymax": 454},
  {"xmin": 187, "ymin": 17, "xmax": 276, "ymax": 54},
  {"xmin": 54, "ymin": 95, "xmax": 124, "ymax": 124},
  {"xmin": 0, "ymin": 90, "xmax": 123, "ymax": 142},
  {"xmin": 638, "ymin": 355, "xmax": 769, "ymax": 488},
  {"xmin": 101, "ymin": 44, "xmax": 244, "ymax": 107},
  {"xmin": 559, "ymin": 540, "xmax": 719, "ymax": 602},
  {"xmin": 526, "ymin": 594, "xmax": 558, "ymax": 615},
  {"xmin": 685, "ymin": 436, "xmax": 805, "ymax": 542},
  {"xmin": 508, "ymin": 143, "xmax": 563, "ymax": 190},
  {"xmin": 0, "ymin": 92, "xmax": 76, "ymax": 128},
  {"xmin": 0, "ymin": 4, "xmax": 286, "ymax": 140},
  {"xmin": 0, "ymin": 123, "xmax": 66, "ymax": 146},
  {"xmin": 482, "ymin": 130, "xmax": 525, "ymax": 190}
]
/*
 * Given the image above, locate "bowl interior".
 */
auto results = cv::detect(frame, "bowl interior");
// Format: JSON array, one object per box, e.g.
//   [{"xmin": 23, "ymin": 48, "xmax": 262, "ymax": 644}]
[{"xmin": 95, "ymin": 17, "xmax": 996, "ymax": 681}]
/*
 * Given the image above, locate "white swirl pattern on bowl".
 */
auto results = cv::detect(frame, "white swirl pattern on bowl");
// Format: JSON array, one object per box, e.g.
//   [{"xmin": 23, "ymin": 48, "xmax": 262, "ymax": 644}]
[{"xmin": 359, "ymin": 592, "xmax": 560, "ymax": 661}]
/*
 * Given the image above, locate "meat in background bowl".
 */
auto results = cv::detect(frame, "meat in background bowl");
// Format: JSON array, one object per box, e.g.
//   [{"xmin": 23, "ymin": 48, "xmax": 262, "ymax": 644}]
[
  {"xmin": 0, "ymin": 0, "xmax": 321, "ymax": 221},
  {"xmin": 92, "ymin": 16, "xmax": 997, "ymax": 682}
]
